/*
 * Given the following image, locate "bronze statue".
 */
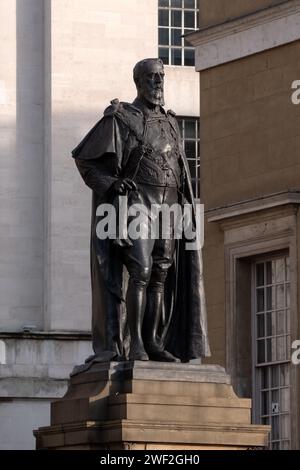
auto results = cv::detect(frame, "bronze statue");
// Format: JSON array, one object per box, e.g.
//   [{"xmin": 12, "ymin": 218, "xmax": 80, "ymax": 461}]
[{"xmin": 72, "ymin": 58, "xmax": 210, "ymax": 363}]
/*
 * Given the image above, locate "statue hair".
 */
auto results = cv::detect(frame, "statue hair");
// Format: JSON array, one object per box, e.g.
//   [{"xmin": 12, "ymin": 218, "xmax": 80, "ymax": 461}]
[{"xmin": 133, "ymin": 58, "xmax": 164, "ymax": 86}]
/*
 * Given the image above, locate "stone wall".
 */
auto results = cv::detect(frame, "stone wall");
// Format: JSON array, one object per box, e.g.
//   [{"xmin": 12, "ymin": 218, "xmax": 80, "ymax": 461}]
[
  {"xmin": 199, "ymin": 0, "xmax": 289, "ymax": 28},
  {"xmin": 46, "ymin": 0, "xmax": 200, "ymax": 331},
  {"xmin": 201, "ymin": 41, "xmax": 300, "ymax": 209},
  {"xmin": 0, "ymin": 0, "xmax": 45, "ymax": 331},
  {"xmin": 0, "ymin": 333, "xmax": 92, "ymax": 449},
  {"xmin": 201, "ymin": 40, "xmax": 300, "ymax": 365}
]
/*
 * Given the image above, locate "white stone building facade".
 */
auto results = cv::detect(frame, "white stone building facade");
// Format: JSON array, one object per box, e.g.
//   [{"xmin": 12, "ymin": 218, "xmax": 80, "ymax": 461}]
[{"xmin": 0, "ymin": 0, "xmax": 200, "ymax": 449}]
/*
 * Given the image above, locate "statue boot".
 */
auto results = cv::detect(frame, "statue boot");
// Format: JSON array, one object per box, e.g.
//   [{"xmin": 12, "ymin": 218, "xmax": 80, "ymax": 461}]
[
  {"xmin": 143, "ymin": 289, "xmax": 179, "ymax": 362},
  {"xmin": 126, "ymin": 277, "xmax": 149, "ymax": 361}
]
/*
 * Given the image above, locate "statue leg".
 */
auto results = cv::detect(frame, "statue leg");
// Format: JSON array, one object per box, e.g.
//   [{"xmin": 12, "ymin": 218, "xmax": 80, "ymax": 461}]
[
  {"xmin": 141, "ymin": 186, "xmax": 180, "ymax": 362},
  {"xmin": 142, "ymin": 240, "xmax": 179, "ymax": 362},
  {"xmin": 122, "ymin": 239, "xmax": 154, "ymax": 361},
  {"xmin": 125, "ymin": 275, "xmax": 149, "ymax": 360}
]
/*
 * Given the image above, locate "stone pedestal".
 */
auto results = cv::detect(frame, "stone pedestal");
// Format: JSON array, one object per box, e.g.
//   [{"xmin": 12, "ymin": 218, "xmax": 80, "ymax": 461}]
[{"xmin": 34, "ymin": 362, "xmax": 270, "ymax": 450}]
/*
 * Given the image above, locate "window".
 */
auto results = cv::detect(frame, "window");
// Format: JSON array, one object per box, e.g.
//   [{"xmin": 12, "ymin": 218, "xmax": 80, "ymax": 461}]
[
  {"xmin": 252, "ymin": 255, "xmax": 291, "ymax": 450},
  {"xmin": 158, "ymin": 0, "xmax": 199, "ymax": 66},
  {"xmin": 177, "ymin": 117, "xmax": 200, "ymax": 198}
]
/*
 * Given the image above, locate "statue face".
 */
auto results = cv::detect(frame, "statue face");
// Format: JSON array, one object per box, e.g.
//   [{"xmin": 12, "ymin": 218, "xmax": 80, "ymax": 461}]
[{"xmin": 137, "ymin": 61, "xmax": 165, "ymax": 107}]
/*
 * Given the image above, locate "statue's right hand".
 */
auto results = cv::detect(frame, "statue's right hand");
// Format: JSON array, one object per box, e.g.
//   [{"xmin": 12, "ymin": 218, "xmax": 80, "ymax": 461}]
[{"xmin": 112, "ymin": 178, "xmax": 137, "ymax": 195}]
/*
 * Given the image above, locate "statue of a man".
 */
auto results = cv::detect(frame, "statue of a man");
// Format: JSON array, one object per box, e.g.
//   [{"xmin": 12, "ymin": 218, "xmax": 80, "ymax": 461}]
[{"xmin": 72, "ymin": 58, "xmax": 210, "ymax": 363}]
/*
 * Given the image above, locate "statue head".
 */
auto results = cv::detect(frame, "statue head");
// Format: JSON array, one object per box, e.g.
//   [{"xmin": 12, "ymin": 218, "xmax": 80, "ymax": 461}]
[{"xmin": 133, "ymin": 58, "xmax": 165, "ymax": 107}]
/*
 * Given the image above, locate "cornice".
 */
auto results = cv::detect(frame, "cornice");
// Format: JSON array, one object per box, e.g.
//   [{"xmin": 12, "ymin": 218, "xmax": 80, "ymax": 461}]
[
  {"xmin": 206, "ymin": 190, "xmax": 300, "ymax": 222},
  {"xmin": 187, "ymin": 0, "xmax": 300, "ymax": 70}
]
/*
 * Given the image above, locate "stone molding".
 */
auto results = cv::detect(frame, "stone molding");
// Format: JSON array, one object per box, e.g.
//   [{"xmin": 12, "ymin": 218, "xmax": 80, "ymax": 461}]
[
  {"xmin": 206, "ymin": 190, "xmax": 300, "ymax": 222},
  {"xmin": 0, "ymin": 331, "xmax": 91, "ymax": 341},
  {"xmin": 187, "ymin": 0, "xmax": 300, "ymax": 70}
]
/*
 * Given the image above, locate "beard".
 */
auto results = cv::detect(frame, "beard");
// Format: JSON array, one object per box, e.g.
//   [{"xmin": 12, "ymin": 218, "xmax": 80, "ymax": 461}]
[{"xmin": 142, "ymin": 87, "xmax": 165, "ymax": 107}]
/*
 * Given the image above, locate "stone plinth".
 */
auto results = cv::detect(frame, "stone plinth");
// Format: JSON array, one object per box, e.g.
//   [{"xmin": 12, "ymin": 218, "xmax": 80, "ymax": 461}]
[{"xmin": 34, "ymin": 362, "xmax": 270, "ymax": 450}]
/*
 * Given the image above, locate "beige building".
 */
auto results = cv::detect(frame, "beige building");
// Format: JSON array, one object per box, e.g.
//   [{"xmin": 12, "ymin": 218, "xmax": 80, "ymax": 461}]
[
  {"xmin": 0, "ymin": 0, "xmax": 200, "ymax": 449},
  {"xmin": 189, "ymin": 0, "xmax": 300, "ymax": 450}
]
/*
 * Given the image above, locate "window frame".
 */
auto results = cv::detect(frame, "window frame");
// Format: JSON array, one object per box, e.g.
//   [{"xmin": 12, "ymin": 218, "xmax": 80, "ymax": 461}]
[
  {"xmin": 251, "ymin": 253, "xmax": 291, "ymax": 450},
  {"xmin": 158, "ymin": 0, "xmax": 199, "ymax": 67},
  {"xmin": 176, "ymin": 116, "xmax": 200, "ymax": 199},
  {"xmin": 220, "ymin": 207, "xmax": 299, "ymax": 449}
]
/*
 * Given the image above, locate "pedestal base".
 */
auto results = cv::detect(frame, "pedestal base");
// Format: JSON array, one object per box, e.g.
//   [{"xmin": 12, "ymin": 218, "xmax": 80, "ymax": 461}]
[{"xmin": 34, "ymin": 362, "xmax": 270, "ymax": 450}]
